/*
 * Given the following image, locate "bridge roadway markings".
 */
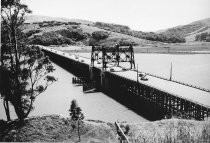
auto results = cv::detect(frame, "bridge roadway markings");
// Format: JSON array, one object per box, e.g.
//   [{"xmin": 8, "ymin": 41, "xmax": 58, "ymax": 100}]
[{"xmin": 40, "ymin": 46, "xmax": 210, "ymax": 108}]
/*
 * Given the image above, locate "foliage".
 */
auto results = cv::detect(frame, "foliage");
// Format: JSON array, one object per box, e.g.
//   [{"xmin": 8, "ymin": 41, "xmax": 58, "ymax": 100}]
[
  {"xmin": 93, "ymin": 37, "xmax": 138, "ymax": 47},
  {"xmin": 163, "ymin": 23, "xmax": 205, "ymax": 37},
  {"xmin": 69, "ymin": 100, "xmax": 84, "ymax": 121},
  {"xmin": 1, "ymin": 0, "xmax": 56, "ymax": 121},
  {"xmin": 69, "ymin": 99, "xmax": 84, "ymax": 141},
  {"xmin": 57, "ymin": 29, "xmax": 88, "ymax": 41},
  {"xmin": 94, "ymin": 21, "xmax": 186, "ymax": 43},
  {"xmin": 25, "ymin": 29, "xmax": 41, "ymax": 37},
  {"xmin": 95, "ymin": 22, "xmax": 131, "ymax": 33},
  {"xmin": 30, "ymin": 32, "xmax": 75, "ymax": 46},
  {"xmin": 91, "ymin": 31, "xmax": 110, "ymax": 41},
  {"xmin": 35, "ymin": 21, "xmax": 80, "ymax": 28},
  {"xmin": 195, "ymin": 32, "xmax": 210, "ymax": 42},
  {"xmin": 30, "ymin": 28, "xmax": 89, "ymax": 46}
]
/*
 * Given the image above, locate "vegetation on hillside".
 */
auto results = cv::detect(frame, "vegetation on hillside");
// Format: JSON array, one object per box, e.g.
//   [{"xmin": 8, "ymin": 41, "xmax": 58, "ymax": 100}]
[
  {"xmin": 159, "ymin": 18, "xmax": 210, "ymax": 42},
  {"xmin": 23, "ymin": 18, "xmax": 189, "ymax": 47},
  {"xmin": 195, "ymin": 32, "xmax": 210, "ymax": 42},
  {"xmin": 29, "ymin": 28, "xmax": 90, "ymax": 46},
  {"xmin": 95, "ymin": 22, "xmax": 186, "ymax": 43},
  {"xmin": 0, "ymin": 115, "xmax": 117, "ymax": 142},
  {"xmin": 162, "ymin": 24, "xmax": 204, "ymax": 37},
  {"xmin": 30, "ymin": 32, "xmax": 74, "ymax": 46},
  {"xmin": 22, "ymin": 16, "xmax": 210, "ymax": 45},
  {"xmin": 89, "ymin": 31, "xmax": 110, "ymax": 45}
]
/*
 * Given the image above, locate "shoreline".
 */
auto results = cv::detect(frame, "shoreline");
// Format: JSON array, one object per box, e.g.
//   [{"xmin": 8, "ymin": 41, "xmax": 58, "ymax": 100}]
[{"xmin": 48, "ymin": 45, "xmax": 210, "ymax": 55}]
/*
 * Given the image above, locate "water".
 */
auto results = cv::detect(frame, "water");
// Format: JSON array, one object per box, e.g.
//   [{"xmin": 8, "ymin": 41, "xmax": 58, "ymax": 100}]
[
  {"xmin": 1, "ymin": 52, "xmax": 210, "ymax": 122},
  {"xmin": 77, "ymin": 53, "xmax": 210, "ymax": 90},
  {"xmin": 0, "ymin": 63, "xmax": 147, "ymax": 123}
]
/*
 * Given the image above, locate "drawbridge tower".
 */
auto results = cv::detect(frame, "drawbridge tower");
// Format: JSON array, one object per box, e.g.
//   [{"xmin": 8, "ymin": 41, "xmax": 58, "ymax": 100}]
[{"xmin": 90, "ymin": 45, "xmax": 135, "ymax": 70}]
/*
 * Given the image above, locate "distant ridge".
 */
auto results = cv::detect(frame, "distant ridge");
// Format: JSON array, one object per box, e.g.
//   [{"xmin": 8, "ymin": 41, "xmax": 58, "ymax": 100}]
[
  {"xmin": 25, "ymin": 15, "xmax": 94, "ymax": 25},
  {"xmin": 157, "ymin": 18, "xmax": 210, "ymax": 41}
]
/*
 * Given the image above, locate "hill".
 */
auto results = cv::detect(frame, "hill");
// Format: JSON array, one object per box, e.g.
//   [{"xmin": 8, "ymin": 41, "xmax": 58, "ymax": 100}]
[
  {"xmin": 1, "ymin": 115, "xmax": 210, "ymax": 142},
  {"xmin": 25, "ymin": 15, "xmax": 94, "ymax": 25},
  {"xmin": 22, "ymin": 15, "xmax": 187, "ymax": 47},
  {"xmin": 23, "ymin": 15, "xmax": 210, "ymax": 45},
  {"xmin": 158, "ymin": 18, "xmax": 210, "ymax": 42},
  {"xmin": 23, "ymin": 15, "xmax": 153, "ymax": 47}
]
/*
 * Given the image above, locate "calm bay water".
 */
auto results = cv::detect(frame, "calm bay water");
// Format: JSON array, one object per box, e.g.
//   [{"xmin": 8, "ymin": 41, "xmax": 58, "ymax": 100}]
[
  {"xmin": 78, "ymin": 53, "xmax": 210, "ymax": 90},
  {"xmin": 1, "ymin": 53, "xmax": 209, "ymax": 122},
  {"xmin": 0, "ymin": 63, "xmax": 147, "ymax": 122}
]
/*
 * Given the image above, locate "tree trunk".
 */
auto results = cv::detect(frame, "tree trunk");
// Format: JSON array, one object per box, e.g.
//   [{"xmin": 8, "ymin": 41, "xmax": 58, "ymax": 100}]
[
  {"xmin": 3, "ymin": 99, "xmax": 11, "ymax": 121},
  {"xmin": 24, "ymin": 99, "xmax": 34, "ymax": 118},
  {"xmin": 11, "ymin": 27, "xmax": 25, "ymax": 121},
  {"xmin": 14, "ymin": 103, "xmax": 25, "ymax": 121},
  {"xmin": 78, "ymin": 120, "xmax": 81, "ymax": 142},
  {"xmin": 11, "ymin": 95, "xmax": 25, "ymax": 121}
]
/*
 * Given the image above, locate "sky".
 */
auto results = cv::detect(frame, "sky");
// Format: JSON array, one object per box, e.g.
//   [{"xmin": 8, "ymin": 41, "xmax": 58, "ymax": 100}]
[{"xmin": 22, "ymin": 0, "xmax": 210, "ymax": 32}]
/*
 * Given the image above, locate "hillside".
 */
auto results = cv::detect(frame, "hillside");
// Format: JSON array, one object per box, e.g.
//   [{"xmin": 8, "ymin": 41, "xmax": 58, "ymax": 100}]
[
  {"xmin": 0, "ymin": 115, "xmax": 117, "ymax": 142},
  {"xmin": 22, "ymin": 15, "xmax": 188, "ymax": 47},
  {"xmin": 158, "ymin": 18, "xmax": 210, "ymax": 42},
  {"xmin": 23, "ymin": 15, "xmax": 153, "ymax": 47},
  {"xmin": 1, "ymin": 115, "xmax": 210, "ymax": 142},
  {"xmin": 23, "ymin": 15, "xmax": 210, "ymax": 45}
]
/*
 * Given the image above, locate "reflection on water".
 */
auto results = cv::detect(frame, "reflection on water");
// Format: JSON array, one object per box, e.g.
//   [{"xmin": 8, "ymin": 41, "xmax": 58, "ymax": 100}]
[{"xmin": 0, "ymin": 63, "xmax": 147, "ymax": 123}]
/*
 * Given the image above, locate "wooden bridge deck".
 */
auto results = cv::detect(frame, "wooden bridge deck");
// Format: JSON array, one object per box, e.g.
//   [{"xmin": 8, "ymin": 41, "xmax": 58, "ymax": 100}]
[{"xmin": 40, "ymin": 46, "xmax": 210, "ymax": 109}]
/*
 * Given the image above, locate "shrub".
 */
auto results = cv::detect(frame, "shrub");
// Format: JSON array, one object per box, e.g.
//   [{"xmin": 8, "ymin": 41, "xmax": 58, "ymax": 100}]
[
  {"xmin": 30, "ymin": 32, "xmax": 75, "ymax": 46},
  {"xmin": 25, "ymin": 29, "xmax": 41, "ymax": 37},
  {"xmin": 91, "ymin": 31, "xmax": 110, "ymax": 41},
  {"xmin": 57, "ymin": 29, "xmax": 88, "ymax": 41},
  {"xmin": 195, "ymin": 32, "xmax": 210, "ymax": 42}
]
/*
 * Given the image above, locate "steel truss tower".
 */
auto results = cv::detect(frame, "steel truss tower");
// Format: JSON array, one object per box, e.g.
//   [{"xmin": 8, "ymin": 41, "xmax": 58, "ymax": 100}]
[{"xmin": 91, "ymin": 45, "xmax": 135, "ymax": 70}]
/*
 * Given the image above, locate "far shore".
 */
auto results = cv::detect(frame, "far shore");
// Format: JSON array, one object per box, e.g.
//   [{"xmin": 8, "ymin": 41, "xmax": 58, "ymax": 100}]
[{"xmin": 48, "ymin": 44, "xmax": 210, "ymax": 54}]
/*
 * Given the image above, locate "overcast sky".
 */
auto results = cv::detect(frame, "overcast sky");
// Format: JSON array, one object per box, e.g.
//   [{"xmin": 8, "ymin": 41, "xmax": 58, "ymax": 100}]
[{"xmin": 22, "ymin": 0, "xmax": 210, "ymax": 32}]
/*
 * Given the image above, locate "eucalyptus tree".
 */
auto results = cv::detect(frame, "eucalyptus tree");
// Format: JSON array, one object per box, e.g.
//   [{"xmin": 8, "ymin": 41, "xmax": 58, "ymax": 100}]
[{"xmin": 1, "ymin": 0, "xmax": 56, "ymax": 120}]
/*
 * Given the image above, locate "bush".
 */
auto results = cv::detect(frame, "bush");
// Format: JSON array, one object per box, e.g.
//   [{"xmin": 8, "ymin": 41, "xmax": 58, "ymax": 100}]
[
  {"xmin": 57, "ymin": 29, "xmax": 88, "ymax": 41},
  {"xmin": 91, "ymin": 31, "xmax": 109, "ymax": 41},
  {"xmin": 195, "ymin": 32, "xmax": 210, "ymax": 42},
  {"xmin": 94, "ymin": 21, "xmax": 186, "ymax": 43},
  {"xmin": 30, "ymin": 32, "xmax": 75, "ymax": 46},
  {"xmin": 119, "ymin": 38, "xmax": 138, "ymax": 46},
  {"xmin": 25, "ymin": 29, "xmax": 41, "ymax": 37}
]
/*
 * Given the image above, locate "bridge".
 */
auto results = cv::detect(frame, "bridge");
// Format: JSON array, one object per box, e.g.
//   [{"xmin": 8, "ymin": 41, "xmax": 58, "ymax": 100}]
[{"xmin": 40, "ymin": 45, "xmax": 210, "ymax": 121}]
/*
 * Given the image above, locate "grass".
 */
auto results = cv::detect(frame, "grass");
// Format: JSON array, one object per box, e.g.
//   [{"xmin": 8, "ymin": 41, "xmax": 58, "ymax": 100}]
[
  {"xmin": 1, "ymin": 115, "xmax": 210, "ymax": 142},
  {"xmin": 0, "ymin": 115, "xmax": 117, "ymax": 142},
  {"xmin": 119, "ymin": 118, "xmax": 210, "ymax": 143}
]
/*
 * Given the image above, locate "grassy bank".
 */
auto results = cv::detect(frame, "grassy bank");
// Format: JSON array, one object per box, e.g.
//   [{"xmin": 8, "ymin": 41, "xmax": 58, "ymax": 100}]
[
  {"xmin": 120, "ymin": 118, "xmax": 210, "ymax": 142},
  {"xmin": 1, "ymin": 115, "xmax": 210, "ymax": 142},
  {"xmin": 0, "ymin": 115, "xmax": 117, "ymax": 142}
]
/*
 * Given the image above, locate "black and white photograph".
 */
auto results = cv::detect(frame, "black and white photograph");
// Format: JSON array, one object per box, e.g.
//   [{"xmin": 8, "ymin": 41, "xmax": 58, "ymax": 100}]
[{"xmin": 1, "ymin": 0, "xmax": 210, "ymax": 142}]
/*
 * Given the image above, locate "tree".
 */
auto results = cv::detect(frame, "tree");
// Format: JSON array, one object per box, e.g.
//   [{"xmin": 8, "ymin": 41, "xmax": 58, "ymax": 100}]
[
  {"xmin": 69, "ymin": 99, "xmax": 84, "ymax": 142},
  {"xmin": 1, "ymin": 0, "xmax": 56, "ymax": 121},
  {"xmin": 92, "ymin": 31, "xmax": 109, "ymax": 41}
]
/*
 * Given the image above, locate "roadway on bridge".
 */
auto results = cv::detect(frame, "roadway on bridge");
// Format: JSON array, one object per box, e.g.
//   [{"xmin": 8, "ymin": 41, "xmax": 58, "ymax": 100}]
[{"xmin": 41, "ymin": 46, "xmax": 210, "ymax": 108}]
